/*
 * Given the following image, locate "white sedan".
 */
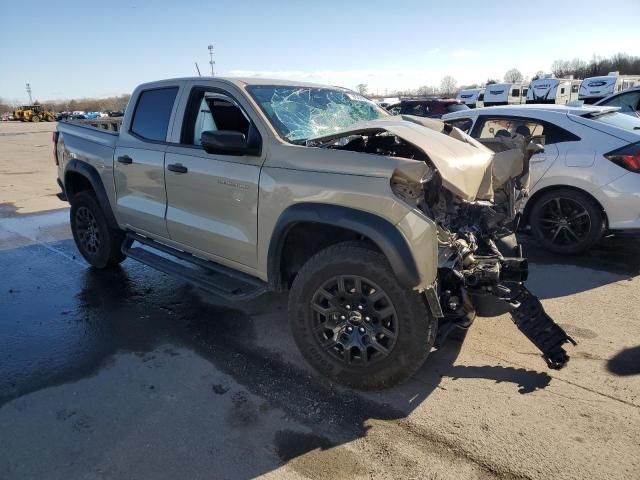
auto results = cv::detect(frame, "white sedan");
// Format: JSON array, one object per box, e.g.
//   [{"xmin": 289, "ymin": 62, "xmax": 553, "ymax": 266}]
[{"xmin": 442, "ymin": 104, "xmax": 640, "ymax": 253}]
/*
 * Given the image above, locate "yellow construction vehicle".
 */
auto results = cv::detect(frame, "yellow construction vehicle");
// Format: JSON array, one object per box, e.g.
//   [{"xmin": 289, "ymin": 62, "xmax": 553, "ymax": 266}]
[{"xmin": 13, "ymin": 105, "xmax": 55, "ymax": 122}]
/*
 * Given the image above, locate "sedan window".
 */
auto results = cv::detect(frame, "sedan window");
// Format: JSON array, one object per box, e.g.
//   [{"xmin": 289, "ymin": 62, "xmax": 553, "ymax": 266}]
[
  {"xmin": 478, "ymin": 118, "xmax": 544, "ymax": 139},
  {"xmin": 446, "ymin": 118, "xmax": 473, "ymax": 133},
  {"xmin": 599, "ymin": 92, "xmax": 640, "ymax": 113},
  {"xmin": 475, "ymin": 117, "xmax": 580, "ymax": 144}
]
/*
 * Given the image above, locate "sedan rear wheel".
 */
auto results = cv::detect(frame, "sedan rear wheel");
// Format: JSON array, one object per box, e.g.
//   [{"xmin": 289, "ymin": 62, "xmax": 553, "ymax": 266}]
[{"xmin": 530, "ymin": 189, "xmax": 604, "ymax": 254}]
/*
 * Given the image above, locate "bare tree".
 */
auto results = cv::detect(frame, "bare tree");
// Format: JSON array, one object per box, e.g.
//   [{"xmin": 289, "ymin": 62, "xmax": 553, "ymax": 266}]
[
  {"xmin": 531, "ymin": 70, "xmax": 546, "ymax": 81},
  {"xmin": 551, "ymin": 53, "xmax": 640, "ymax": 78},
  {"xmin": 416, "ymin": 85, "xmax": 438, "ymax": 96},
  {"xmin": 355, "ymin": 83, "xmax": 369, "ymax": 96},
  {"xmin": 440, "ymin": 76, "xmax": 457, "ymax": 97},
  {"xmin": 485, "ymin": 78, "xmax": 500, "ymax": 85},
  {"xmin": 504, "ymin": 68, "xmax": 524, "ymax": 83}
]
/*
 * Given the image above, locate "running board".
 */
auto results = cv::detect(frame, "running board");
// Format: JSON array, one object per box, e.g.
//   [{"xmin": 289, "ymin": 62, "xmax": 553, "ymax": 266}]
[{"xmin": 123, "ymin": 232, "xmax": 268, "ymax": 301}]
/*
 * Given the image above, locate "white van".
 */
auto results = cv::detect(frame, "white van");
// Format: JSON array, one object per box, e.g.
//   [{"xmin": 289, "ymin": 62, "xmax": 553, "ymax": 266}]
[
  {"xmin": 483, "ymin": 83, "xmax": 527, "ymax": 106},
  {"xmin": 456, "ymin": 88, "xmax": 485, "ymax": 108},
  {"xmin": 527, "ymin": 75, "xmax": 581, "ymax": 104},
  {"xmin": 579, "ymin": 72, "xmax": 640, "ymax": 104}
]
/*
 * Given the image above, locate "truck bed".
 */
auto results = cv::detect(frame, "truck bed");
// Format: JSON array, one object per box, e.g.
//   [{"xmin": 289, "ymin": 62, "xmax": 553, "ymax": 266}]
[
  {"xmin": 62, "ymin": 117, "xmax": 123, "ymax": 132},
  {"xmin": 57, "ymin": 119, "xmax": 121, "ymax": 151}
]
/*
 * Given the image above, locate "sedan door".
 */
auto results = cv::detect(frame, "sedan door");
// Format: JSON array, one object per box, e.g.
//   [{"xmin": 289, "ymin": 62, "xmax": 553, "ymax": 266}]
[
  {"xmin": 470, "ymin": 115, "xmax": 560, "ymax": 187},
  {"xmin": 163, "ymin": 84, "xmax": 265, "ymax": 270}
]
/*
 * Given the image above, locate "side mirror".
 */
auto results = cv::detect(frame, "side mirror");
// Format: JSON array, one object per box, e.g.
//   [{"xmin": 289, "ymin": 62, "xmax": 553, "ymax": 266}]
[{"xmin": 201, "ymin": 130, "xmax": 249, "ymax": 156}]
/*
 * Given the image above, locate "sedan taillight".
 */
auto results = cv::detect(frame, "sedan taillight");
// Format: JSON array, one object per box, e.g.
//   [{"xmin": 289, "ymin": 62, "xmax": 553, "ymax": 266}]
[{"xmin": 605, "ymin": 142, "xmax": 640, "ymax": 173}]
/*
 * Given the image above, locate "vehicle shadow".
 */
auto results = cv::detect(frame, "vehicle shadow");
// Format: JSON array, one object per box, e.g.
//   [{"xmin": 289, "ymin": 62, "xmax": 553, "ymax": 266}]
[
  {"xmin": 607, "ymin": 346, "xmax": 640, "ymax": 376},
  {"xmin": 519, "ymin": 232, "xmax": 640, "ymax": 300},
  {"xmin": 83, "ymin": 268, "xmax": 553, "ymax": 472}
]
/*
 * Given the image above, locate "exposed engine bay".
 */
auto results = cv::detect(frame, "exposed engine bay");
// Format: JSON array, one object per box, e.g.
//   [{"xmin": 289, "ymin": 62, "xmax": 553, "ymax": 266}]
[{"xmin": 310, "ymin": 117, "xmax": 576, "ymax": 368}]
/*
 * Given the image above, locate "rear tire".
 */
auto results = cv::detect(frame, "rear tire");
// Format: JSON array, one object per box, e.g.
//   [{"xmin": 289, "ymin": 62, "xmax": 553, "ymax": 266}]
[
  {"xmin": 31, "ymin": 115, "xmax": 40, "ymax": 123},
  {"xmin": 288, "ymin": 242, "xmax": 436, "ymax": 390},
  {"xmin": 529, "ymin": 188, "xmax": 604, "ymax": 254},
  {"xmin": 70, "ymin": 191, "xmax": 126, "ymax": 268}
]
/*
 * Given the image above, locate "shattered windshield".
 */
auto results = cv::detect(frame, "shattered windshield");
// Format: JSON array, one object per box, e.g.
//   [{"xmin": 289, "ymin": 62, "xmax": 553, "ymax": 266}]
[{"xmin": 246, "ymin": 85, "xmax": 388, "ymax": 143}]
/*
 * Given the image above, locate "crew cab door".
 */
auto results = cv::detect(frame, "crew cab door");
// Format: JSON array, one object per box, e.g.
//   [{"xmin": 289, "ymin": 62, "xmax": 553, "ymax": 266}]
[
  {"xmin": 114, "ymin": 85, "xmax": 181, "ymax": 238},
  {"xmin": 163, "ymin": 83, "xmax": 264, "ymax": 269}
]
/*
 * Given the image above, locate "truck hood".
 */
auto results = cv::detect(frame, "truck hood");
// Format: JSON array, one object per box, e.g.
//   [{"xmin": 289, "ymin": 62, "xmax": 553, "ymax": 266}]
[{"xmin": 308, "ymin": 115, "xmax": 495, "ymax": 201}]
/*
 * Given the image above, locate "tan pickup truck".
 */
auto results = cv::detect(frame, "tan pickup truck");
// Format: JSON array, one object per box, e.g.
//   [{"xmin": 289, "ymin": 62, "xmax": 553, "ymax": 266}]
[{"xmin": 54, "ymin": 77, "xmax": 575, "ymax": 389}]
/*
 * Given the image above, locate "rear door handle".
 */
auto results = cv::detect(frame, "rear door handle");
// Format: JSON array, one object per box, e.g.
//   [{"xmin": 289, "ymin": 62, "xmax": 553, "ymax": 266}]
[
  {"xmin": 117, "ymin": 155, "xmax": 133, "ymax": 164},
  {"xmin": 167, "ymin": 163, "xmax": 188, "ymax": 174}
]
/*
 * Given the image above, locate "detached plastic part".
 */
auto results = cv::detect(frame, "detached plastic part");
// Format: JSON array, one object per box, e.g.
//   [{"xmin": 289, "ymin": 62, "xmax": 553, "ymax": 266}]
[{"xmin": 509, "ymin": 286, "xmax": 577, "ymax": 369}]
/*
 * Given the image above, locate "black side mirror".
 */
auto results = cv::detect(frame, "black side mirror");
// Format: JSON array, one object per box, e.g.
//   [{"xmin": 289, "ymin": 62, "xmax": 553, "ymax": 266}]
[{"xmin": 201, "ymin": 130, "xmax": 250, "ymax": 156}]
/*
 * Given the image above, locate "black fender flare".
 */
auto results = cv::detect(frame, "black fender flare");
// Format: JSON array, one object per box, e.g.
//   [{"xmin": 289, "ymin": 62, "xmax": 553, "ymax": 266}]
[
  {"xmin": 64, "ymin": 159, "xmax": 119, "ymax": 229},
  {"xmin": 267, "ymin": 203, "xmax": 420, "ymax": 290}
]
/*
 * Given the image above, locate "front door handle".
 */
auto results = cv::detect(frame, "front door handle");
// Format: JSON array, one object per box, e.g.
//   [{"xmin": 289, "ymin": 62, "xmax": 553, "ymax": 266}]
[
  {"xmin": 167, "ymin": 163, "xmax": 188, "ymax": 174},
  {"xmin": 117, "ymin": 155, "xmax": 133, "ymax": 164}
]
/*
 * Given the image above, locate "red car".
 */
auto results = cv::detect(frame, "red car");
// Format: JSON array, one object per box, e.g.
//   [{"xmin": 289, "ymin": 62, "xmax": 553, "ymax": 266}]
[{"xmin": 387, "ymin": 98, "xmax": 469, "ymax": 119}]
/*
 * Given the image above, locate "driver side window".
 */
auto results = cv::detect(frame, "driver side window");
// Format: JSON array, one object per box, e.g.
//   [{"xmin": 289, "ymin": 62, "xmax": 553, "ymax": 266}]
[{"xmin": 182, "ymin": 89, "xmax": 250, "ymax": 146}]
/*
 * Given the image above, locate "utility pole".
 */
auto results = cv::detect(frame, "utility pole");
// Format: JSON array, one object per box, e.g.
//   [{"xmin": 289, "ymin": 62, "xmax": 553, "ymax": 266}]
[
  {"xmin": 26, "ymin": 83, "xmax": 33, "ymax": 104},
  {"xmin": 208, "ymin": 45, "xmax": 215, "ymax": 76}
]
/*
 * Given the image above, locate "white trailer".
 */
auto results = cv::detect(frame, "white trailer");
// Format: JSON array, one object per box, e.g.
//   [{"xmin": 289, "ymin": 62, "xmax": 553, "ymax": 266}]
[
  {"xmin": 456, "ymin": 88, "xmax": 485, "ymax": 108},
  {"xmin": 482, "ymin": 83, "xmax": 527, "ymax": 106},
  {"xmin": 579, "ymin": 72, "xmax": 640, "ymax": 104},
  {"xmin": 526, "ymin": 75, "xmax": 581, "ymax": 105}
]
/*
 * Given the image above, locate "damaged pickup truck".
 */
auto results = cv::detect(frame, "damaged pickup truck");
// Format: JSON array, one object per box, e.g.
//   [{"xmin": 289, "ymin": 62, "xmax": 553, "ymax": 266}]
[{"xmin": 54, "ymin": 78, "xmax": 575, "ymax": 389}]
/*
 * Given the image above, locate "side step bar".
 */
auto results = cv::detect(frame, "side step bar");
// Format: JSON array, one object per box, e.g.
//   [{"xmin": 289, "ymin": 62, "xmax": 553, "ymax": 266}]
[{"xmin": 123, "ymin": 232, "xmax": 268, "ymax": 301}]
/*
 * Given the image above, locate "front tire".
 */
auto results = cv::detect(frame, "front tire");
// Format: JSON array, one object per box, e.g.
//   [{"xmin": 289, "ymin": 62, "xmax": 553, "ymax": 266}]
[
  {"xmin": 70, "ymin": 191, "xmax": 126, "ymax": 268},
  {"xmin": 529, "ymin": 189, "xmax": 604, "ymax": 254},
  {"xmin": 288, "ymin": 242, "xmax": 436, "ymax": 390}
]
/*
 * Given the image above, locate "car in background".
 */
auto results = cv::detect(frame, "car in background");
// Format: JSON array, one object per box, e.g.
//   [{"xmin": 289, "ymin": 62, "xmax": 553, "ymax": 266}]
[
  {"xmin": 386, "ymin": 98, "xmax": 469, "ymax": 118},
  {"xmin": 443, "ymin": 104, "xmax": 640, "ymax": 254},
  {"xmin": 107, "ymin": 110, "xmax": 124, "ymax": 117},
  {"xmin": 595, "ymin": 87, "xmax": 640, "ymax": 117}
]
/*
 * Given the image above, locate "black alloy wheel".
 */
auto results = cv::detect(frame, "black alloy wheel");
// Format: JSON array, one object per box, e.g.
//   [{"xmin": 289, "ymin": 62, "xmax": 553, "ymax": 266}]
[
  {"xmin": 75, "ymin": 206, "xmax": 101, "ymax": 255},
  {"xmin": 530, "ymin": 189, "xmax": 604, "ymax": 254},
  {"xmin": 311, "ymin": 275, "xmax": 398, "ymax": 366},
  {"xmin": 537, "ymin": 197, "xmax": 591, "ymax": 246}
]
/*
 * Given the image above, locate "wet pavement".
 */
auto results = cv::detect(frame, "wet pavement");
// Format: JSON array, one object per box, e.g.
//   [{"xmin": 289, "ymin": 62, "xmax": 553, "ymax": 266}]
[{"xmin": 1, "ymin": 209, "xmax": 640, "ymax": 479}]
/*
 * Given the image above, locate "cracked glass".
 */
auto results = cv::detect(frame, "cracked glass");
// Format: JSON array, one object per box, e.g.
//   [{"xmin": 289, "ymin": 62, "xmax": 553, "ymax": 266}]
[{"xmin": 247, "ymin": 86, "xmax": 388, "ymax": 143}]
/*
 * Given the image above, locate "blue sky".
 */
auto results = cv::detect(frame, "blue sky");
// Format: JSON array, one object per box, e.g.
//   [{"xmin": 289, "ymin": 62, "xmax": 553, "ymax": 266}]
[{"xmin": 1, "ymin": 0, "xmax": 639, "ymax": 102}]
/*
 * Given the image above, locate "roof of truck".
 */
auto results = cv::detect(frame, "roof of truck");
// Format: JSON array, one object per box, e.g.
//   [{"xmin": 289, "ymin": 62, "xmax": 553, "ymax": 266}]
[{"xmin": 137, "ymin": 76, "xmax": 344, "ymax": 90}]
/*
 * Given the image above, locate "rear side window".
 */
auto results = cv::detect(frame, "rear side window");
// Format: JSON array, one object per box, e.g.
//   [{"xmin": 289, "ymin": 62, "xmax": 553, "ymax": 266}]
[{"xmin": 130, "ymin": 87, "xmax": 179, "ymax": 142}]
